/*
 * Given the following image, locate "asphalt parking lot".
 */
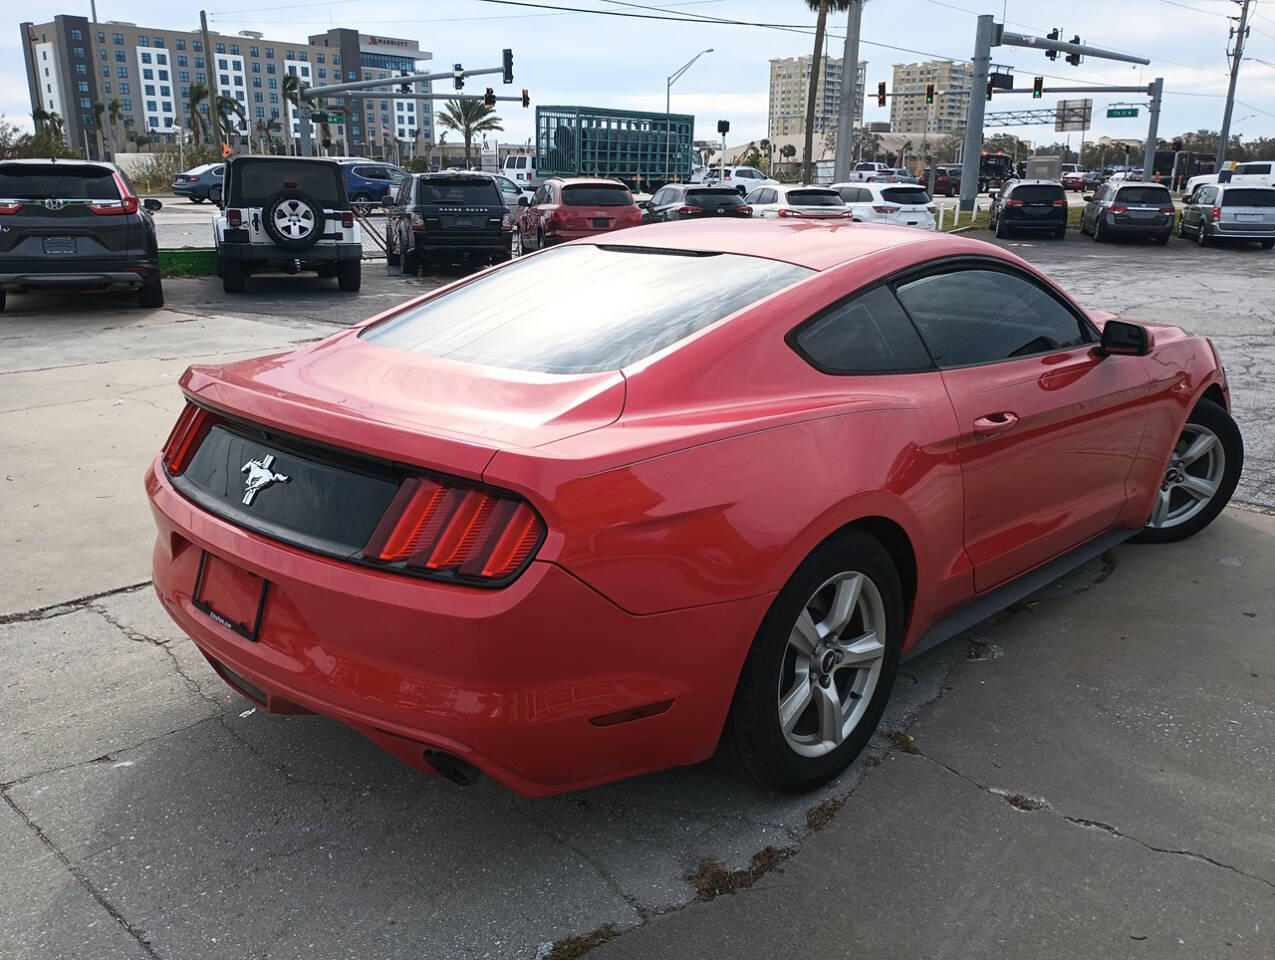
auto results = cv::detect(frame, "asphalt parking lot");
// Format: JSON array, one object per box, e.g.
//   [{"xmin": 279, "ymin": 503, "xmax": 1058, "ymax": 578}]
[{"xmin": 2, "ymin": 231, "xmax": 1273, "ymax": 959}]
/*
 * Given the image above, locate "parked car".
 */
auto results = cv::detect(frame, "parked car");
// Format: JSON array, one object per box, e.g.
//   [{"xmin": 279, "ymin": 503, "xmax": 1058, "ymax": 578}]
[
  {"xmin": 641, "ymin": 183, "xmax": 752, "ymax": 222},
  {"xmin": 844, "ymin": 161, "xmax": 889, "ymax": 182},
  {"xmin": 833, "ymin": 182, "xmax": 937, "ymax": 229},
  {"xmin": 147, "ymin": 219, "xmax": 1242, "ymax": 796},
  {"xmin": 385, "ymin": 172, "xmax": 511, "ymax": 274},
  {"xmin": 171, "ymin": 162, "xmax": 225, "ymax": 203},
  {"xmin": 1060, "ymin": 169, "xmax": 1087, "ymax": 191},
  {"xmin": 1080, "ymin": 181, "xmax": 1175, "ymax": 244},
  {"xmin": 214, "ymin": 156, "xmax": 362, "ymax": 293},
  {"xmin": 921, "ymin": 165, "xmax": 961, "ymax": 197},
  {"xmin": 869, "ymin": 168, "xmax": 919, "ymax": 184},
  {"xmin": 743, "ymin": 184, "xmax": 851, "ymax": 219},
  {"xmin": 1178, "ymin": 183, "xmax": 1275, "ymax": 249},
  {"xmin": 501, "ymin": 153, "xmax": 536, "ymax": 187},
  {"xmin": 0, "ymin": 158, "xmax": 163, "ymax": 311},
  {"xmin": 339, "ymin": 160, "xmax": 408, "ymax": 205},
  {"xmin": 1185, "ymin": 172, "xmax": 1219, "ymax": 197},
  {"xmin": 989, "ymin": 179, "xmax": 1069, "ymax": 239},
  {"xmin": 1082, "ymin": 169, "xmax": 1104, "ymax": 192},
  {"xmin": 509, "ymin": 177, "xmax": 643, "ymax": 256},
  {"xmin": 1229, "ymin": 160, "xmax": 1275, "ymax": 188},
  {"xmin": 705, "ymin": 165, "xmax": 778, "ymax": 195}
]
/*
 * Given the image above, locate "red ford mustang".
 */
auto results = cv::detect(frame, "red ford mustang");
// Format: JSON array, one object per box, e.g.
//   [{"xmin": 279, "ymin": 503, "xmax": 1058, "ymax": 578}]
[{"xmin": 147, "ymin": 220, "xmax": 1242, "ymax": 795}]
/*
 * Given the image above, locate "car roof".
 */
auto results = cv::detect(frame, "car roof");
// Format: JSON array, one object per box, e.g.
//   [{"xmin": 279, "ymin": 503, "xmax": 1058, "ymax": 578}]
[
  {"xmin": 1008, "ymin": 179, "xmax": 1063, "ymax": 187},
  {"xmin": 1218, "ymin": 182, "xmax": 1275, "ymax": 190},
  {"xmin": 231, "ymin": 155, "xmax": 339, "ymax": 167},
  {"xmin": 1111, "ymin": 181, "xmax": 1169, "ymax": 189},
  {"xmin": 546, "ymin": 177, "xmax": 630, "ymax": 187},
  {"xmin": 580, "ymin": 219, "xmax": 979, "ymax": 272},
  {"xmin": 0, "ymin": 157, "xmax": 120, "ymax": 171}
]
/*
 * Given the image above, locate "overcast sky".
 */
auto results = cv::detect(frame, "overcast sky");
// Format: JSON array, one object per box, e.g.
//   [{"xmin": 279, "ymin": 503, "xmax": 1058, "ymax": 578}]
[{"xmin": 6, "ymin": 0, "xmax": 1275, "ymax": 148}]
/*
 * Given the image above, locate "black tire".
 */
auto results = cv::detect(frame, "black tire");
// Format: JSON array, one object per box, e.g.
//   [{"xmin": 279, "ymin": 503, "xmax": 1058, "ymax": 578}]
[
  {"xmin": 1093, "ymin": 217, "xmax": 1106, "ymax": 242},
  {"xmin": 1197, "ymin": 223, "xmax": 1211, "ymax": 247},
  {"xmin": 262, "ymin": 189, "xmax": 324, "ymax": 252},
  {"xmin": 1260, "ymin": 239, "xmax": 1274, "ymax": 250},
  {"xmin": 728, "ymin": 529, "xmax": 904, "ymax": 793},
  {"xmin": 351, "ymin": 192, "xmax": 373, "ymax": 204},
  {"xmin": 401, "ymin": 242, "xmax": 418, "ymax": 276},
  {"xmin": 138, "ymin": 277, "xmax": 164, "ymax": 308},
  {"xmin": 0, "ymin": 290, "xmax": 6, "ymax": 312},
  {"xmin": 1177, "ymin": 216, "xmax": 1186, "ymax": 238},
  {"xmin": 386, "ymin": 227, "xmax": 401, "ymax": 266},
  {"xmin": 337, "ymin": 259, "xmax": 361, "ymax": 292},
  {"xmin": 993, "ymin": 215, "xmax": 1008, "ymax": 238},
  {"xmin": 222, "ymin": 259, "xmax": 245, "ymax": 293},
  {"xmin": 537, "ymin": 228, "xmax": 547, "ymax": 250},
  {"xmin": 1053, "ymin": 226, "xmax": 1067, "ymax": 240},
  {"xmin": 190, "ymin": 195, "xmax": 205, "ymax": 204},
  {"xmin": 1132, "ymin": 398, "xmax": 1242, "ymax": 545}
]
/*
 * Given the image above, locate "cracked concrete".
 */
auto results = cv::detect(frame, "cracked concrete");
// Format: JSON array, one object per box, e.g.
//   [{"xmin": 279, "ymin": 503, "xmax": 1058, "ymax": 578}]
[{"xmin": 3, "ymin": 238, "xmax": 1274, "ymax": 959}]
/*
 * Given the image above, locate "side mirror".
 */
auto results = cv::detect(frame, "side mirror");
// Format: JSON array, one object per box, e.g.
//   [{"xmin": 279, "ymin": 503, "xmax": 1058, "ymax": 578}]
[
  {"xmin": 517, "ymin": 195, "xmax": 530, "ymax": 207},
  {"xmin": 1099, "ymin": 319, "xmax": 1151, "ymax": 357},
  {"xmin": 988, "ymin": 191, "xmax": 999, "ymax": 201},
  {"xmin": 143, "ymin": 197, "xmax": 163, "ymax": 212},
  {"xmin": 637, "ymin": 199, "xmax": 650, "ymax": 209},
  {"xmin": 1082, "ymin": 194, "xmax": 1094, "ymax": 202}
]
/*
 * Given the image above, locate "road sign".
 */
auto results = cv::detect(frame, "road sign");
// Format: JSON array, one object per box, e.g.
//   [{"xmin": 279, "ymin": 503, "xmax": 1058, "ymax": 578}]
[
  {"xmin": 1054, "ymin": 98, "xmax": 1092, "ymax": 132},
  {"xmin": 309, "ymin": 113, "xmax": 338, "ymax": 124},
  {"xmin": 1106, "ymin": 107, "xmax": 1139, "ymax": 118}
]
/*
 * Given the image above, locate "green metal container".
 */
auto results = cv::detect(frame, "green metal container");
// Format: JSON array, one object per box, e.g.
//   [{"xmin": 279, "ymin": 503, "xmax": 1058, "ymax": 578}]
[{"xmin": 536, "ymin": 105, "xmax": 695, "ymax": 189}]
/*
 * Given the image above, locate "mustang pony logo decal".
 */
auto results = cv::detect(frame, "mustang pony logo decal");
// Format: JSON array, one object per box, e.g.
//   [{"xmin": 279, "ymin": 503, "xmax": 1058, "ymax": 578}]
[{"xmin": 240, "ymin": 454, "xmax": 289, "ymax": 506}]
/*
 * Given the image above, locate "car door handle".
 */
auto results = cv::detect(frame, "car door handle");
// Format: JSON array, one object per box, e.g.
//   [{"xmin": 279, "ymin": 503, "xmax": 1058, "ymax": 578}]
[{"xmin": 972, "ymin": 411, "xmax": 1019, "ymax": 436}]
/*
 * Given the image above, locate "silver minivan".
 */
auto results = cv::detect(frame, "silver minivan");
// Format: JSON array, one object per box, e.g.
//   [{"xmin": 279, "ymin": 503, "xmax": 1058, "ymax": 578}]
[{"xmin": 1179, "ymin": 183, "xmax": 1275, "ymax": 249}]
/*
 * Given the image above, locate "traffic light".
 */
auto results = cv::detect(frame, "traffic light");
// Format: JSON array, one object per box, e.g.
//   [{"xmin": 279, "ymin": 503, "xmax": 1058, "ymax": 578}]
[
  {"xmin": 453, "ymin": 63, "xmax": 464, "ymax": 90},
  {"xmin": 483, "ymin": 87, "xmax": 496, "ymax": 108},
  {"xmin": 1066, "ymin": 35, "xmax": 1081, "ymax": 67},
  {"xmin": 717, "ymin": 119, "xmax": 730, "ymax": 136},
  {"xmin": 985, "ymin": 79, "xmax": 994, "ymax": 101},
  {"xmin": 1046, "ymin": 28, "xmax": 1059, "ymax": 61},
  {"xmin": 400, "ymin": 71, "xmax": 411, "ymax": 94},
  {"xmin": 877, "ymin": 81, "xmax": 886, "ymax": 107},
  {"xmin": 1172, "ymin": 136, "xmax": 1183, "ymax": 151},
  {"xmin": 502, "ymin": 49, "xmax": 514, "ymax": 84},
  {"xmin": 1032, "ymin": 75, "xmax": 1043, "ymax": 99},
  {"xmin": 521, "ymin": 88, "xmax": 530, "ymax": 108},
  {"xmin": 925, "ymin": 83, "xmax": 935, "ymax": 105}
]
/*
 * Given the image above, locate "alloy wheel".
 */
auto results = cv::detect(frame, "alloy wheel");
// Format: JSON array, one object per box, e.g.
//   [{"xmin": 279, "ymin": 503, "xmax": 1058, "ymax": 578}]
[
  {"xmin": 1147, "ymin": 424, "xmax": 1226, "ymax": 530},
  {"xmin": 511, "ymin": 228, "xmax": 523, "ymax": 258},
  {"xmin": 273, "ymin": 199, "xmax": 316, "ymax": 240},
  {"xmin": 777, "ymin": 571, "xmax": 886, "ymax": 759}
]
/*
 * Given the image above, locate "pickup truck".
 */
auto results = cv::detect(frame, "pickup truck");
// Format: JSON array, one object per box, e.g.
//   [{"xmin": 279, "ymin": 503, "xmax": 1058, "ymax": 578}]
[{"xmin": 843, "ymin": 162, "xmax": 889, "ymax": 182}]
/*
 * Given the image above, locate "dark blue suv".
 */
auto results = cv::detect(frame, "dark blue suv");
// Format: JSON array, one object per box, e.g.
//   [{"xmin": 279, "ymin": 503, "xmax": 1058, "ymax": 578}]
[{"xmin": 339, "ymin": 160, "xmax": 408, "ymax": 204}]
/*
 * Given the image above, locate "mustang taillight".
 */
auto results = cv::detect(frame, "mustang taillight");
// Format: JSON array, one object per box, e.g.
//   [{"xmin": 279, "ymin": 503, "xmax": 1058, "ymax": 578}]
[
  {"xmin": 161, "ymin": 402, "xmax": 218, "ymax": 475},
  {"xmin": 363, "ymin": 476, "xmax": 544, "ymax": 582}
]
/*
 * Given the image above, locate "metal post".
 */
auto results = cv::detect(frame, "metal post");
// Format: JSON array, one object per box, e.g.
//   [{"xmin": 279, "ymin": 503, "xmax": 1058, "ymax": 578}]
[
  {"xmin": 832, "ymin": 0, "xmax": 862, "ymax": 183},
  {"xmin": 199, "ymin": 11, "xmax": 224, "ymax": 155},
  {"xmin": 1216, "ymin": 0, "xmax": 1251, "ymax": 171},
  {"xmin": 958, "ymin": 15, "xmax": 995, "ymax": 212},
  {"xmin": 665, "ymin": 80, "xmax": 671, "ymax": 184},
  {"xmin": 1142, "ymin": 77, "xmax": 1163, "ymax": 182},
  {"xmin": 297, "ymin": 100, "xmax": 313, "ymax": 157}
]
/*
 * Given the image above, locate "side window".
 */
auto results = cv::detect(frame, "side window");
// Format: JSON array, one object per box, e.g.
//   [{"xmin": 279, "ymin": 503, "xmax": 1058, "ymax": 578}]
[
  {"xmin": 395, "ymin": 176, "xmax": 412, "ymax": 205},
  {"xmin": 790, "ymin": 285, "xmax": 933, "ymax": 375},
  {"xmin": 762, "ymin": 188, "xmax": 777, "ymax": 204},
  {"xmin": 531, "ymin": 185, "xmax": 546, "ymax": 205},
  {"xmin": 650, "ymin": 188, "xmax": 667, "ymax": 206},
  {"xmin": 1203, "ymin": 186, "xmax": 1218, "ymax": 204},
  {"xmin": 895, "ymin": 268, "xmax": 1091, "ymax": 368}
]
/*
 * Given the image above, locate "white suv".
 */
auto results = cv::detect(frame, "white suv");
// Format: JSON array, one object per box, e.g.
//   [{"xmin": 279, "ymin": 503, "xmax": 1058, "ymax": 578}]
[
  {"xmin": 213, "ymin": 156, "xmax": 363, "ymax": 294},
  {"xmin": 743, "ymin": 184, "xmax": 851, "ymax": 219},
  {"xmin": 705, "ymin": 165, "xmax": 779, "ymax": 195},
  {"xmin": 832, "ymin": 182, "xmax": 937, "ymax": 230}
]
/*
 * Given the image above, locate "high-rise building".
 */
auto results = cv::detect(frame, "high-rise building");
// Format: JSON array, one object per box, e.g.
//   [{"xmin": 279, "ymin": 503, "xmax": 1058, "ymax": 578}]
[
  {"xmin": 20, "ymin": 16, "xmax": 433, "ymax": 159},
  {"xmin": 768, "ymin": 55, "xmax": 867, "ymax": 142},
  {"xmin": 889, "ymin": 60, "xmax": 972, "ymax": 135}
]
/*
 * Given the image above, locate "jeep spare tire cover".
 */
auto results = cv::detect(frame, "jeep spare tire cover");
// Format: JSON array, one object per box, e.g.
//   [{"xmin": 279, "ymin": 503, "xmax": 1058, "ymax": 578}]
[{"xmin": 263, "ymin": 189, "xmax": 324, "ymax": 251}]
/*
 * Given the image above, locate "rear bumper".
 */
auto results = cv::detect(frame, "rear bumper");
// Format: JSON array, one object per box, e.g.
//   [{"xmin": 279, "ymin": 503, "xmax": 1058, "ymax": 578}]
[
  {"xmin": 1212, "ymin": 224, "xmax": 1275, "ymax": 238},
  {"xmin": 1104, "ymin": 214, "xmax": 1172, "ymax": 235},
  {"xmin": 220, "ymin": 242, "xmax": 361, "ymax": 263},
  {"xmin": 411, "ymin": 233, "xmax": 511, "ymax": 254},
  {"xmin": 0, "ymin": 258, "xmax": 157, "ymax": 289},
  {"xmin": 1002, "ymin": 215, "xmax": 1067, "ymax": 231},
  {"xmin": 146, "ymin": 460, "xmax": 770, "ymax": 795},
  {"xmin": 172, "ymin": 184, "xmax": 206, "ymax": 197},
  {"xmin": 546, "ymin": 223, "xmax": 639, "ymax": 243}
]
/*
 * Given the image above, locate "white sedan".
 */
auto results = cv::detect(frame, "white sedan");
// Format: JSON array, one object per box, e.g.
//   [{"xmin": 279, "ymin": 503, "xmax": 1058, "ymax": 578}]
[
  {"xmin": 742, "ymin": 184, "xmax": 852, "ymax": 219},
  {"xmin": 831, "ymin": 182, "xmax": 938, "ymax": 230}
]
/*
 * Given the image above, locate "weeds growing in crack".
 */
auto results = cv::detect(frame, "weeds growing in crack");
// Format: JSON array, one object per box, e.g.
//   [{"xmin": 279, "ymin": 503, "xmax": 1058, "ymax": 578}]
[
  {"xmin": 689, "ymin": 846, "xmax": 793, "ymax": 901},
  {"xmin": 805, "ymin": 795, "xmax": 846, "ymax": 831},
  {"xmin": 886, "ymin": 730, "xmax": 921, "ymax": 755},
  {"xmin": 542, "ymin": 923, "xmax": 619, "ymax": 960}
]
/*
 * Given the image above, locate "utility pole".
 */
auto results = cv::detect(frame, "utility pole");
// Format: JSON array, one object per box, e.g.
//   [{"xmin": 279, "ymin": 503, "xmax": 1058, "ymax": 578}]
[
  {"xmin": 832, "ymin": 0, "xmax": 863, "ymax": 183},
  {"xmin": 1216, "ymin": 0, "xmax": 1251, "ymax": 171},
  {"xmin": 1141, "ymin": 77, "xmax": 1163, "ymax": 182},
  {"xmin": 957, "ymin": 15, "xmax": 996, "ymax": 212},
  {"xmin": 200, "ymin": 10, "xmax": 224, "ymax": 154}
]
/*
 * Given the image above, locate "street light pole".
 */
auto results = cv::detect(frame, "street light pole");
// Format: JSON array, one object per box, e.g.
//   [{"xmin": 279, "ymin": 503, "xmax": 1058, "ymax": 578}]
[{"xmin": 666, "ymin": 49, "xmax": 713, "ymax": 185}]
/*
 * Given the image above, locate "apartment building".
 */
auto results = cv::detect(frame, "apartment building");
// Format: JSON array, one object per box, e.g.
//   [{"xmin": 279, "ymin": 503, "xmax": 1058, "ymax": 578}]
[
  {"xmin": 20, "ymin": 15, "xmax": 433, "ymax": 159},
  {"xmin": 889, "ymin": 60, "xmax": 972, "ymax": 135},
  {"xmin": 768, "ymin": 55, "xmax": 868, "ymax": 142}
]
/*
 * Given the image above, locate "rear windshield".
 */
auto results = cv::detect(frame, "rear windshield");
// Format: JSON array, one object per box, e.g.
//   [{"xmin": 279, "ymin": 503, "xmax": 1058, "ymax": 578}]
[
  {"xmin": 1009, "ymin": 185, "xmax": 1064, "ymax": 202},
  {"xmin": 882, "ymin": 187, "xmax": 932, "ymax": 205},
  {"xmin": 1237, "ymin": 163, "xmax": 1271, "ymax": 175},
  {"xmin": 939, "ymin": 167, "xmax": 961, "ymax": 177},
  {"xmin": 235, "ymin": 161, "xmax": 341, "ymax": 206},
  {"xmin": 787, "ymin": 189, "xmax": 842, "ymax": 206},
  {"xmin": 686, "ymin": 189, "xmax": 744, "ymax": 208},
  {"xmin": 1222, "ymin": 189, "xmax": 1275, "ymax": 208},
  {"xmin": 417, "ymin": 178, "xmax": 500, "ymax": 204},
  {"xmin": 0, "ymin": 163, "xmax": 118, "ymax": 200},
  {"xmin": 1115, "ymin": 186, "xmax": 1171, "ymax": 205},
  {"xmin": 360, "ymin": 245, "xmax": 811, "ymax": 374},
  {"xmin": 562, "ymin": 185, "xmax": 633, "ymax": 206}
]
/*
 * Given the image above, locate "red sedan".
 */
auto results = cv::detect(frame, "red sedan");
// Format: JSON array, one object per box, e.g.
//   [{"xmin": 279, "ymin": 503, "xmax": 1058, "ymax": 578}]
[
  {"xmin": 508, "ymin": 177, "xmax": 642, "ymax": 257},
  {"xmin": 148, "ymin": 221, "xmax": 1242, "ymax": 795}
]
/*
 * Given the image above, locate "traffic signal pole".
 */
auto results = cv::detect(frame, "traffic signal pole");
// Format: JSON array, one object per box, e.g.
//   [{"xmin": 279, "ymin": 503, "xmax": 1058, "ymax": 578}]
[
  {"xmin": 1216, "ymin": 0, "xmax": 1252, "ymax": 171},
  {"xmin": 832, "ymin": 0, "xmax": 863, "ymax": 183},
  {"xmin": 957, "ymin": 15, "xmax": 996, "ymax": 212}
]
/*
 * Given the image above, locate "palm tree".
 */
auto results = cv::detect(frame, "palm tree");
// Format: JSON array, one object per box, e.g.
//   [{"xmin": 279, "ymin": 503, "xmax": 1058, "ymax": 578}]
[
  {"xmin": 801, "ymin": 0, "xmax": 852, "ymax": 183},
  {"xmin": 215, "ymin": 95, "xmax": 246, "ymax": 146},
  {"xmin": 435, "ymin": 99, "xmax": 503, "ymax": 169},
  {"xmin": 47, "ymin": 111, "xmax": 65, "ymax": 142},
  {"xmin": 31, "ymin": 108, "xmax": 50, "ymax": 130},
  {"xmin": 186, "ymin": 82, "xmax": 210, "ymax": 144},
  {"xmin": 435, "ymin": 131, "xmax": 448, "ymax": 170},
  {"xmin": 92, "ymin": 101, "xmax": 106, "ymax": 160},
  {"xmin": 107, "ymin": 99, "xmax": 123, "ymax": 156}
]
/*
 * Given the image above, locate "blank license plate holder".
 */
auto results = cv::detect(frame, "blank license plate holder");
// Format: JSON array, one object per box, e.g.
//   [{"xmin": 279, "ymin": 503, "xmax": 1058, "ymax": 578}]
[
  {"xmin": 192, "ymin": 550, "xmax": 269, "ymax": 642},
  {"xmin": 42, "ymin": 236, "xmax": 76, "ymax": 254}
]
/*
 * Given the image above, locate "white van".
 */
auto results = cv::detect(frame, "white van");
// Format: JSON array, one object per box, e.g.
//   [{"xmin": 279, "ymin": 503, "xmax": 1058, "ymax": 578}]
[
  {"xmin": 1230, "ymin": 161, "xmax": 1275, "ymax": 188},
  {"xmin": 502, "ymin": 154, "xmax": 536, "ymax": 186}
]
